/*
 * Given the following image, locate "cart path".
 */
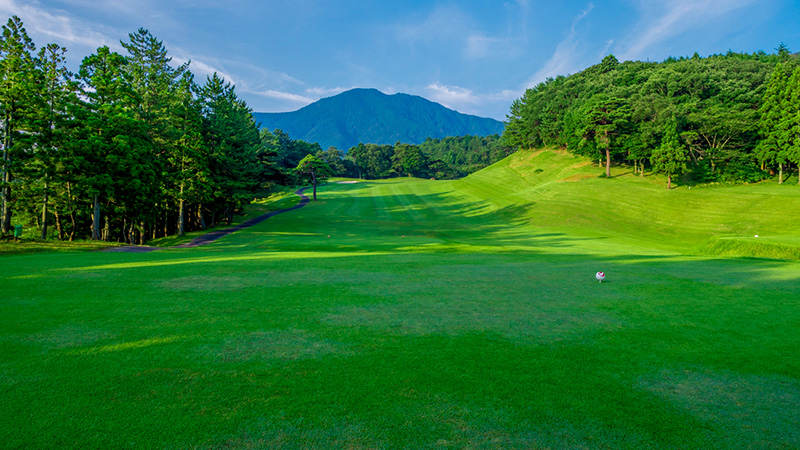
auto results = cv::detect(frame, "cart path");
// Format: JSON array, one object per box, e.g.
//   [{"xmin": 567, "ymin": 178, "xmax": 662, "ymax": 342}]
[{"xmin": 105, "ymin": 187, "xmax": 310, "ymax": 253}]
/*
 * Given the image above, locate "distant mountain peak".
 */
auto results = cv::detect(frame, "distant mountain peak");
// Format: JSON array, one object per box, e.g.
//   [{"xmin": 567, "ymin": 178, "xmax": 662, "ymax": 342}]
[{"xmin": 253, "ymin": 88, "xmax": 504, "ymax": 151}]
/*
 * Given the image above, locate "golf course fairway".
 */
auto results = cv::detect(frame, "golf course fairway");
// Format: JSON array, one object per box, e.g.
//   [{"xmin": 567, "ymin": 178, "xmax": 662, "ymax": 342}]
[{"xmin": 2, "ymin": 149, "xmax": 799, "ymax": 449}]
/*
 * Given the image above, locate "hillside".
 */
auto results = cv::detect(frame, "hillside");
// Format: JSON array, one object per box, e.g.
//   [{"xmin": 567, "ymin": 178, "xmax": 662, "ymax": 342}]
[
  {"xmin": 253, "ymin": 88, "xmax": 505, "ymax": 151},
  {"xmin": 452, "ymin": 148, "xmax": 800, "ymax": 258}
]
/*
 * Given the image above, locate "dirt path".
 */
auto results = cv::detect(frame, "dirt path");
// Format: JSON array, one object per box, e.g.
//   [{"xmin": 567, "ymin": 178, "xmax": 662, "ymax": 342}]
[{"xmin": 106, "ymin": 187, "xmax": 310, "ymax": 253}]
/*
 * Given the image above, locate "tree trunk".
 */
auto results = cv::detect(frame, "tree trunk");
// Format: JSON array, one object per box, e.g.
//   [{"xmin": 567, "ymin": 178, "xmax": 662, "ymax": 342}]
[
  {"xmin": 199, "ymin": 204, "xmax": 206, "ymax": 229},
  {"xmin": 605, "ymin": 147, "xmax": 611, "ymax": 177},
  {"xmin": 1, "ymin": 112, "xmax": 13, "ymax": 234},
  {"xmin": 178, "ymin": 183, "xmax": 185, "ymax": 237},
  {"xmin": 667, "ymin": 174, "xmax": 672, "ymax": 190},
  {"xmin": 54, "ymin": 207, "xmax": 64, "ymax": 240},
  {"xmin": 139, "ymin": 222, "xmax": 145, "ymax": 245},
  {"xmin": 92, "ymin": 195, "xmax": 101, "ymax": 240},
  {"xmin": 41, "ymin": 182, "xmax": 49, "ymax": 240},
  {"xmin": 312, "ymin": 171, "xmax": 317, "ymax": 201},
  {"xmin": 68, "ymin": 210, "xmax": 76, "ymax": 241},
  {"xmin": 779, "ymin": 163, "xmax": 783, "ymax": 184}
]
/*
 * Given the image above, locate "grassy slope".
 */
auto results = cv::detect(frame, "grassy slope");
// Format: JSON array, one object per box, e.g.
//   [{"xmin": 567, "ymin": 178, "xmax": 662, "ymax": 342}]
[
  {"xmin": 1, "ymin": 151, "xmax": 799, "ymax": 449},
  {"xmin": 458, "ymin": 148, "xmax": 800, "ymax": 256}
]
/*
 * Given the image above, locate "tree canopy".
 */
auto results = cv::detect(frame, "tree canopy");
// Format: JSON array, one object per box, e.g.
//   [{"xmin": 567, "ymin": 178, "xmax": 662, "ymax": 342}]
[{"xmin": 504, "ymin": 49, "xmax": 798, "ymax": 185}]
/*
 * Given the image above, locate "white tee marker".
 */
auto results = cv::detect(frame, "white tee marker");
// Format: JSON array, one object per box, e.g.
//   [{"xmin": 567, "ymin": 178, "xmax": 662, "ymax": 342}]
[{"xmin": 596, "ymin": 271, "xmax": 606, "ymax": 283}]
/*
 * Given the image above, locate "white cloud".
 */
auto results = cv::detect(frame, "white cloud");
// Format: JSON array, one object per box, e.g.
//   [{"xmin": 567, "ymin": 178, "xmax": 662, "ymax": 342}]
[
  {"xmin": 253, "ymin": 89, "xmax": 314, "ymax": 105},
  {"xmin": 305, "ymin": 86, "xmax": 352, "ymax": 98},
  {"xmin": 180, "ymin": 58, "xmax": 237, "ymax": 86},
  {"xmin": 0, "ymin": 0, "xmax": 117, "ymax": 51},
  {"xmin": 426, "ymin": 82, "xmax": 477, "ymax": 108},
  {"xmin": 425, "ymin": 82, "xmax": 521, "ymax": 118}
]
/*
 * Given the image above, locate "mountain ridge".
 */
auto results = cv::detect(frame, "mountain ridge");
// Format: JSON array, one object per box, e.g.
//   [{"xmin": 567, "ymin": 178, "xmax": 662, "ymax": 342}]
[{"xmin": 253, "ymin": 88, "xmax": 505, "ymax": 151}]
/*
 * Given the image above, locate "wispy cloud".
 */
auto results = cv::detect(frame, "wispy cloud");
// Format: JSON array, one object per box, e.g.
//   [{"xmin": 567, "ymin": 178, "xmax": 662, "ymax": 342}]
[
  {"xmin": 616, "ymin": 0, "xmax": 758, "ymax": 61},
  {"xmin": 252, "ymin": 89, "xmax": 314, "ymax": 104},
  {"xmin": 425, "ymin": 82, "xmax": 520, "ymax": 118},
  {"xmin": 525, "ymin": 3, "xmax": 594, "ymax": 87},
  {"xmin": 306, "ymin": 86, "xmax": 353, "ymax": 98},
  {"xmin": 175, "ymin": 57, "xmax": 238, "ymax": 86},
  {"xmin": 0, "ymin": 0, "xmax": 118, "ymax": 51},
  {"xmin": 426, "ymin": 82, "xmax": 477, "ymax": 107}
]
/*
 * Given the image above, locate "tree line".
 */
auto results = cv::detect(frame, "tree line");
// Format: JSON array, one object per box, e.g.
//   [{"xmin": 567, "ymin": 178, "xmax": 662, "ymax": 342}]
[
  {"xmin": 293, "ymin": 134, "xmax": 512, "ymax": 181},
  {"xmin": 0, "ymin": 16, "xmax": 280, "ymax": 242},
  {"xmin": 503, "ymin": 47, "xmax": 800, "ymax": 187}
]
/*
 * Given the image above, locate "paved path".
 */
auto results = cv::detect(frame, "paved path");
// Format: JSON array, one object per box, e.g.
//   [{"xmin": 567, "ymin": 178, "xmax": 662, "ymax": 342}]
[{"xmin": 106, "ymin": 187, "xmax": 310, "ymax": 253}]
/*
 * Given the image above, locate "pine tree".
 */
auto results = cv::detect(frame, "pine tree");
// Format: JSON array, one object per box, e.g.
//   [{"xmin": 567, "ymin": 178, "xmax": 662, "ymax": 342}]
[
  {"xmin": 650, "ymin": 118, "xmax": 688, "ymax": 189},
  {"xmin": 757, "ymin": 62, "xmax": 790, "ymax": 183},
  {"xmin": 31, "ymin": 43, "xmax": 72, "ymax": 239},
  {"xmin": 783, "ymin": 66, "xmax": 800, "ymax": 183},
  {"xmin": 295, "ymin": 154, "xmax": 332, "ymax": 201},
  {"xmin": 200, "ymin": 73, "xmax": 265, "ymax": 224},
  {"xmin": 579, "ymin": 94, "xmax": 630, "ymax": 177},
  {"xmin": 171, "ymin": 71, "xmax": 207, "ymax": 236},
  {"xmin": 76, "ymin": 46, "xmax": 150, "ymax": 241},
  {"xmin": 121, "ymin": 28, "xmax": 187, "ymax": 238},
  {"xmin": 0, "ymin": 16, "xmax": 38, "ymax": 234}
]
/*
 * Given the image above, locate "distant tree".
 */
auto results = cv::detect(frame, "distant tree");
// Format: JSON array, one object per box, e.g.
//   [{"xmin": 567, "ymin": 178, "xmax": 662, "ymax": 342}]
[
  {"xmin": 200, "ymin": 73, "xmax": 265, "ymax": 224},
  {"xmin": 784, "ymin": 66, "xmax": 800, "ymax": 183},
  {"xmin": 757, "ymin": 62, "xmax": 791, "ymax": 183},
  {"xmin": 392, "ymin": 142, "xmax": 429, "ymax": 177},
  {"xmin": 0, "ymin": 16, "xmax": 38, "ymax": 234},
  {"xmin": 295, "ymin": 154, "xmax": 331, "ymax": 201},
  {"xmin": 579, "ymin": 94, "xmax": 630, "ymax": 177},
  {"xmin": 650, "ymin": 118, "xmax": 688, "ymax": 189},
  {"xmin": 76, "ymin": 46, "xmax": 151, "ymax": 240},
  {"xmin": 31, "ymin": 43, "xmax": 72, "ymax": 239},
  {"xmin": 171, "ymin": 71, "xmax": 207, "ymax": 236},
  {"xmin": 315, "ymin": 146, "xmax": 346, "ymax": 176}
]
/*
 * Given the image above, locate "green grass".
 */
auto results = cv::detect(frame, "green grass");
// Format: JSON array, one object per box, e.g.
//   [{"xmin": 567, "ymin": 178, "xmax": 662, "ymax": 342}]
[{"xmin": 2, "ymin": 150, "xmax": 799, "ymax": 449}]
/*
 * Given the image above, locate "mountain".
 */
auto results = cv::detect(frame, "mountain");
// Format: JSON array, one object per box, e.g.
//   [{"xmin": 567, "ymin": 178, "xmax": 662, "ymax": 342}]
[{"xmin": 252, "ymin": 88, "xmax": 505, "ymax": 151}]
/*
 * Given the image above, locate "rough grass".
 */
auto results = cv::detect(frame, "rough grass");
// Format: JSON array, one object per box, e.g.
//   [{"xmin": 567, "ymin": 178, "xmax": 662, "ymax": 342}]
[{"xmin": 2, "ymin": 150, "xmax": 799, "ymax": 449}]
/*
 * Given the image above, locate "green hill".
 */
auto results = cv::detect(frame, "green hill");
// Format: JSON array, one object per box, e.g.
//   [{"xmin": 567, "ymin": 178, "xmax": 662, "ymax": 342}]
[
  {"xmin": 252, "ymin": 88, "xmax": 505, "ymax": 151},
  {"xmin": 452, "ymin": 148, "xmax": 800, "ymax": 258}
]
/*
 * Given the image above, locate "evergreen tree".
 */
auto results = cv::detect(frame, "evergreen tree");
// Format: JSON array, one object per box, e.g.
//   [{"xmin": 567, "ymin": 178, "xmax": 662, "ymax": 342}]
[
  {"xmin": 76, "ymin": 46, "xmax": 151, "ymax": 240},
  {"xmin": 295, "ymin": 154, "xmax": 332, "ymax": 201},
  {"xmin": 200, "ymin": 73, "xmax": 264, "ymax": 224},
  {"xmin": 579, "ymin": 94, "xmax": 630, "ymax": 177},
  {"xmin": 650, "ymin": 118, "xmax": 688, "ymax": 189},
  {"xmin": 171, "ymin": 71, "xmax": 207, "ymax": 236},
  {"xmin": 784, "ymin": 66, "xmax": 800, "ymax": 183},
  {"xmin": 0, "ymin": 16, "xmax": 37, "ymax": 234},
  {"xmin": 30, "ymin": 43, "xmax": 72, "ymax": 239},
  {"xmin": 757, "ymin": 62, "xmax": 791, "ymax": 183}
]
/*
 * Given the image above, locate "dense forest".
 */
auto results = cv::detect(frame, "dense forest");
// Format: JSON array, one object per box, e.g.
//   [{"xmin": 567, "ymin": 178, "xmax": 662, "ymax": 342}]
[
  {"xmin": 0, "ymin": 16, "xmax": 296, "ymax": 243},
  {"xmin": 504, "ymin": 47, "xmax": 800, "ymax": 186},
  {"xmin": 324, "ymin": 134, "xmax": 512, "ymax": 180}
]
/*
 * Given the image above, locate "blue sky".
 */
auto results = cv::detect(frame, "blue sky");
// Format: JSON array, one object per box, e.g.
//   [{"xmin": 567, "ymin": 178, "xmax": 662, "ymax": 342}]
[{"xmin": 4, "ymin": 0, "xmax": 799, "ymax": 120}]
